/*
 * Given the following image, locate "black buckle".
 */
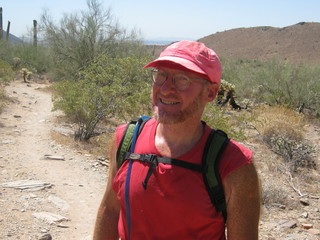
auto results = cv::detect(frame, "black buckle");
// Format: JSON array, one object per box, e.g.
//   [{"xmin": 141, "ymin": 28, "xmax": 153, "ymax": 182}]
[
  {"xmin": 141, "ymin": 154, "xmax": 158, "ymax": 164},
  {"xmin": 142, "ymin": 155, "xmax": 158, "ymax": 189}
]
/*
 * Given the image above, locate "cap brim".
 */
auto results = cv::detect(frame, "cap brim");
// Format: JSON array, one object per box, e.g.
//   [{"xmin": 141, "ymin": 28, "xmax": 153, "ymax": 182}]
[{"xmin": 144, "ymin": 56, "xmax": 206, "ymax": 76}]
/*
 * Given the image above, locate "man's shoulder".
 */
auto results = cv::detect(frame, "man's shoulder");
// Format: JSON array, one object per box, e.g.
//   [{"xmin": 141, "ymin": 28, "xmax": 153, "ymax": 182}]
[{"xmin": 116, "ymin": 117, "xmax": 156, "ymax": 137}]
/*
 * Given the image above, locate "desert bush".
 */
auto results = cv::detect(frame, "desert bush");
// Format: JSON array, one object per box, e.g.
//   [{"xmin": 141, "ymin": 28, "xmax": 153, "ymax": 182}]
[
  {"xmin": 12, "ymin": 45, "xmax": 53, "ymax": 74},
  {"xmin": 20, "ymin": 68, "xmax": 33, "ymax": 82},
  {"xmin": 269, "ymin": 135, "xmax": 315, "ymax": 172},
  {"xmin": 221, "ymin": 58, "xmax": 320, "ymax": 115},
  {"xmin": 253, "ymin": 105, "xmax": 316, "ymax": 172},
  {"xmin": 262, "ymin": 181, "xmax": 289, "ymax": 207},
  {"xmin": 0, "ymin": 40, "xmax": 14, "ymax": 64},
  {"xmin": 52, "ymin": 55, "xmax": 152, "ymax": 141},
  {"xmin": 203, "ymin": 102, "xmax": 250, "ymax": 141},
  {"xmin": 0, "ymin": 39, "xmax": 52, "ymax": 74},
  {"xmin": 0, "ymin": 87, "xmax": 7, "ymax": 114},
  {"xmin": 0, "ymin": 60, "xmax": 13, "ymax": 113},
  {"xmin": 0, "ymin": 60, "xmax": 14, "ymax": 85},
  {"xmin": 41, "ymin": 0, "xmax": 146, "ymax": 81}
]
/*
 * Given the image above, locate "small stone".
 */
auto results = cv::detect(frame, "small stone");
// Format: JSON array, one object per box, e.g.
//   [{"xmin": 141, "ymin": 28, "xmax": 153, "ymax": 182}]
[
  {"xmin": 44, "ymin": 155, "xmax": 65, "ymax": 161},
  {"xmin": 57, "ymin": 224, "xmax": 69, "ymax": 228},
  {"xmin": 32, "ymin": 212, "xmax": 69, "ymax": 224},
  {"xmin": 38, "ymin": 233, "xmax": 52, "ymax": 240},
  {"xmin": 47, "ymin": 195, "xmax": 70, "ymax": 211},
  {"xmin": 300, "ymin": 198, "xmax": 310, "ymax": 206},
  {"xmin": 1, "ymin": 180, "xmax": 52, "ymax": 191},
  {"xmin": 301, "ymin": 212, "xmax": 308, "ymax": 218},
  {"xmin": 279, "ymin": 220, "xmax": 297, "ymax": 229},
  {"xmin": 1, "ymin": 140, "xmax": 16, "ymax": 144},
  {"xmin": 302, "ymin": 223, "xmax": 313, "ymax": 229}
]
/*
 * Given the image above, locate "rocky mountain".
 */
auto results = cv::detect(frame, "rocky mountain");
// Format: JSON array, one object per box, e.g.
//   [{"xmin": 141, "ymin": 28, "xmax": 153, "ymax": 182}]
[
  {"xmin": 199, "ymin": 22, "xmax": 320, "ymax": 65},
  {"xmin": 150, "ymin": 22, "xmax": 320, "ymax": 65},
  {"xmin": 1, "ymin": 30, "xmax": 24, "ymax": 45}
]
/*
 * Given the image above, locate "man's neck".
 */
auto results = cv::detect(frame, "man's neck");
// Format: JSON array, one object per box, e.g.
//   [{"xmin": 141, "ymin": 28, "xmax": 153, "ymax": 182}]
[{"xmin": 155, "ymin": 119, "xmax": 204, "ymax": 158}]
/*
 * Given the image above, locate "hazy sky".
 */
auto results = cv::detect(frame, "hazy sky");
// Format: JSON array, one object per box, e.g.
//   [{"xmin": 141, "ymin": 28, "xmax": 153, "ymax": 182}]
[{"xmin": 1, "ymin": 0, "xmax": 320, "ymax": 41}]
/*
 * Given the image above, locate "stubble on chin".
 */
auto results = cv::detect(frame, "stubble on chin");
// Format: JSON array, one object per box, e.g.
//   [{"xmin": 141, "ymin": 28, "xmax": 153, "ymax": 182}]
[{"xmin": 152, "ymin": 95, "xmax": 203, "ymax": 125}]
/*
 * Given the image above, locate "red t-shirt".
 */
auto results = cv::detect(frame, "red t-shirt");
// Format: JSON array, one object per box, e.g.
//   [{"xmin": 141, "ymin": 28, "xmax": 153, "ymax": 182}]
[{"xmin": 113, "ymin": 118, "xmax": 252, "ymax": 240}]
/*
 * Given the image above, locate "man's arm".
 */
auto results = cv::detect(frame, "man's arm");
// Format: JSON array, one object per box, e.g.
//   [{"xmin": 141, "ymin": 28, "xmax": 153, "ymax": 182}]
[
  {"xmin": 93, "ymin": 134, "xmax": 120, "ymax": 240},
  {"xmin": 223, "ymin": 162, "xmax": 261, "ymax": 240}
]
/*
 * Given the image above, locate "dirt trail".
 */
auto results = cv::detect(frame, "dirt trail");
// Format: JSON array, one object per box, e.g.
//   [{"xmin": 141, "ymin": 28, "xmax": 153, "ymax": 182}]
[
  {"xmin": 1, "ymin": 80, "xmax": 320, "ymax": 240},
  {"xmin": 0, "ymin": 80, "xmax": 107, "ymax": 240}
]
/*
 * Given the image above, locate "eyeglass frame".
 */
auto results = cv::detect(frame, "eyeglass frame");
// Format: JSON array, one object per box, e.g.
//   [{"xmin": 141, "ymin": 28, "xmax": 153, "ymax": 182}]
[{"xmin": 151, "ymin": 68, "xmax": 210, "ymax": 91}]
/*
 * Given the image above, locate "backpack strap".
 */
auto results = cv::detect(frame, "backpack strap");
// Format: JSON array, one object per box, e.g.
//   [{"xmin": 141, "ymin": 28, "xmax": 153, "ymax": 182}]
[
  {"xmin": 116, "ymin": 116, "xmax": 150, "ymax": 169},
  {"xmin": 125, "ymin": 152, "xmax": 202, "ymax": 189},
  {"xmin": 116, "ymin": 118, "xmax": 230, "ymax": 224},
  {"xmin": 202, "ymin": 129, "xmax": 230, "ymax": 222},
  {"xmin": 115, "ymin": 116, "xmax": 150, "ymax": 239}
]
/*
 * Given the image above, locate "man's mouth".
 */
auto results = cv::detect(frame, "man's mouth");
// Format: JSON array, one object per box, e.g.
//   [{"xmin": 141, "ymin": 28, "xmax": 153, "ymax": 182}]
[{"xmin": 160, "ymin": 98, "xmax": 180, "ymax": 105}]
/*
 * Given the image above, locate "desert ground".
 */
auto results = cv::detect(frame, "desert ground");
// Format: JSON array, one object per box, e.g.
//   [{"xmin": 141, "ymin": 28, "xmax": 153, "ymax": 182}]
[{"xmin": 0, "ymin": 79, "xmax": 319, "ymax": 240}]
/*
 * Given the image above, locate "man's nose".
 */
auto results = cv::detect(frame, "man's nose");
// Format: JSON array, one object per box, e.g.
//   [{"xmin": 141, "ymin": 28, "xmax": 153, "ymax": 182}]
[{"xmin": 160, "ymin": 74, "xmax": 176, "ymax": 91}]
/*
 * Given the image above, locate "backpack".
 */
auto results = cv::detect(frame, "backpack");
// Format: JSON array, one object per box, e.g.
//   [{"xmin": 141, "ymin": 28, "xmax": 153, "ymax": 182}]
[{"xmin": 116, "ymin": 116, "xmax": 230, "ymax": 224}]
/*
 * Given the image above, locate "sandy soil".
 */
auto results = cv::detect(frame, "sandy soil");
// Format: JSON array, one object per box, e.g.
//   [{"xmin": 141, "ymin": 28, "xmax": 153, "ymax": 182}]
[{"xmin": 0, "ymin": 80, "xmax": 107, "ymax": 240}]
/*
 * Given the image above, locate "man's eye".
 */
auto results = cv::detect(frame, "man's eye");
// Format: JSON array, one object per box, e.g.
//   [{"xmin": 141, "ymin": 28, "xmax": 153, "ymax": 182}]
[
  {"xmin": 159, "ymin": 72, "xmax": 167, "ymax": 77},
  {"xmin": 175, "ymin": 74, "xmax": 189, "ymax": 82}
]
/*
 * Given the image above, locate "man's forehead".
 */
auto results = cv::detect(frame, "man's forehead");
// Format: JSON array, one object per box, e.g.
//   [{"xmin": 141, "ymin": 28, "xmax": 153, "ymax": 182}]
[{"xmin": 157, "ymin": 66, "xmax": 205, "ymax": 78}]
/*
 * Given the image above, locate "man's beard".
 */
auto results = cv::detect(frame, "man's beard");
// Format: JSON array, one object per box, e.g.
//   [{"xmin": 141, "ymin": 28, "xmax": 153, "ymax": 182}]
[{"xmin": 152, "ymin": 89, "xmax": 205, "ymax": 125}]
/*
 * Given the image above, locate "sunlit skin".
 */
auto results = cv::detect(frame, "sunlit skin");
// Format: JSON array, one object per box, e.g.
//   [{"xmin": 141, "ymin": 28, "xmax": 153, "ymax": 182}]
[
  {"xmin": 151, "ymin": 67, "xmax": 218, "ymax": 125},
  {"xmin": 151, "ymin": 66, "xmax": 219, "ymax": 158}
]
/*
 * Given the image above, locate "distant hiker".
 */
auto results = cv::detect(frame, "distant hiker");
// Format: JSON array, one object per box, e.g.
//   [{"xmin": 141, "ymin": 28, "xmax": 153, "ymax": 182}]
[{"xmin": 93, "ymin": 40, "xmax": 260, "ymax": 240}]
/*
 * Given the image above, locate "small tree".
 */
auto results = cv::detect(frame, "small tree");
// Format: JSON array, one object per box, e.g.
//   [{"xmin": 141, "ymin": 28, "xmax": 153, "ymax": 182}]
[
  {"xmin": 52, "ymin": 55, "xmax": 152, "ymax": 141},
  {"xmin": 40, "ymin": 0, "xmax": 145, "ymax": 80}
]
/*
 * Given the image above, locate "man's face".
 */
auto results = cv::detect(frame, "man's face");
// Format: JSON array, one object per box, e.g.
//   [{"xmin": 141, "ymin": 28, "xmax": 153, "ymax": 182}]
[{"xmin": 151, "ymin": 67, "xmax": 216, "ymax": 124}]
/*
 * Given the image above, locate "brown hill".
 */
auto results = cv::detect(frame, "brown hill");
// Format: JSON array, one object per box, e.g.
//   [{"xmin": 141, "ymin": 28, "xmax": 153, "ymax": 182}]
[
  {"xmin": 198, "ymin": 22, "xmax": 320, "ymax": 65},
  {"xmin": 150, "ymin": 22, "xmax": 320, "ymax": 65}
]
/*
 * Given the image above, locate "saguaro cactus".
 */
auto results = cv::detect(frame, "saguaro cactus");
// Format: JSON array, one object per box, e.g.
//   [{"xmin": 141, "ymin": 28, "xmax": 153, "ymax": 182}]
[
  {"xmin": 0, "ymin": 7, "xmax": 3, "ymax": 40},
  {"xmin": 33, "ymin": 20, "xmax": 37, "ymax": 46},
  {"xmin": 6, "ymin": 21, "xmax": 10, "ymax": 40}
]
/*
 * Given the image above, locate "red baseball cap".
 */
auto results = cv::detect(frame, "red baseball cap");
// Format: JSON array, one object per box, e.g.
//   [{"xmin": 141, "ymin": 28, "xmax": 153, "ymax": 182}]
[{"xmin": 144, "ymin": 40, "xmax": 222, "ymax": 84}]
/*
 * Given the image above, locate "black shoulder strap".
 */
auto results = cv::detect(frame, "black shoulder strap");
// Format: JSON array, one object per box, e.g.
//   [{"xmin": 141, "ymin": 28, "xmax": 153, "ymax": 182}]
[
  {"xmin": 116, "ymin": 116, "xmax": 150, "ymax": 169},
  {"xmin": 202, "ymin": 129, "xmax": 230, "ymax": 222}
]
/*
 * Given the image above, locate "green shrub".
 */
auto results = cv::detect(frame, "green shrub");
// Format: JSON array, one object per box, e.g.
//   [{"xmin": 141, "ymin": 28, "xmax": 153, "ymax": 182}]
[
  {"xmin": 221, "ymin": 58, "xmax": 320, "ymax": 115},
  {"xmin": 0, "ymin": 40, "xmax": 14, "ymax": 64},
  {"xmin": 52, "ymin": 55, "xmax": 152, "ymax": 141},
  {"xmin": 12, "ymin": 45, "xmax": 53, "ymax": 74},
  {"xmin": 203, "ymin": 102, "xmax": 249, "ymax": 141},
  {"xmin": 0, "ymin": 60, "xmax": 14, "ymax": 85},
  {"xmin": 0, "ymin": 60, "xmax": 13, "ymax": 113}
]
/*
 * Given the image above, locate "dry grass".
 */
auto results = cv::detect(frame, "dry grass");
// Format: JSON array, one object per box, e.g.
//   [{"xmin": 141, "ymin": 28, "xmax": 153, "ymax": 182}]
[
  {"xmin": 250, "ymin": 104, "xmax": 319, "ymax": 213},
  {"xmin": 252, "ymin": 104, "xmax": 305, "ymax": 141},
  {"xmin": 0, "ymin": 87, "xmax": 5, "ymax": 114},
  {"xmin": 50, "ymin": 128, "xmax": 112, "ymax": 159}
]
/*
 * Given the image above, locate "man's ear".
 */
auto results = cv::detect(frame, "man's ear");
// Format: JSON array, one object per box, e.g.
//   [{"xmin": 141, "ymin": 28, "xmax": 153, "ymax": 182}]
[{"xmin": 206, "ymin": 83, "xmax": 220, "ymax": 102}]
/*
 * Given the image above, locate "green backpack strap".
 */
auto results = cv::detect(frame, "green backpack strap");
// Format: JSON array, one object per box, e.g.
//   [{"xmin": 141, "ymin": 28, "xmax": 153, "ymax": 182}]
[
  {"xmin": 116, "ymin": 117, "xmax": 150, "ymax": 169},
  {"xmin": 202, "ymin": 129, "xmax": 230, "ymax": 222}
]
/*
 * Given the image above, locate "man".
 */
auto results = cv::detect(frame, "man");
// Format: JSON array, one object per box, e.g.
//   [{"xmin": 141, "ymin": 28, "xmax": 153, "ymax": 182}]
[{"xmin": 94, "ymin": 40, "xmax": 260, "ymax": 240}]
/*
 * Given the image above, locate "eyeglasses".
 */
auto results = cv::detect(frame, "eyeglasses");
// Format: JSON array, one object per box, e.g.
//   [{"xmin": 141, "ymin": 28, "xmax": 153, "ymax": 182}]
[{"xmin": 151, "ymin": 69, "xmax": 208, "ymax": 91}]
